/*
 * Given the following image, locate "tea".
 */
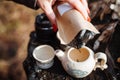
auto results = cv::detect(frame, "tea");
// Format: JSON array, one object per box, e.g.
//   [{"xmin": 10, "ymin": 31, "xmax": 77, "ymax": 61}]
[{"xmin": 69, "ymin": 48, "xmax": 89, "ymax": 62}]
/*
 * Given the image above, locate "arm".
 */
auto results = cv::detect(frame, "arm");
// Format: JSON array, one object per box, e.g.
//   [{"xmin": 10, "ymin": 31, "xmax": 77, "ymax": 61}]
[
  {"xmin": 8, "ymin": 0, "xmax": 39, "ymax": 9},
  {"xmin": 7, "ymin": 0, "xmax": 90, "ymax": 25}
]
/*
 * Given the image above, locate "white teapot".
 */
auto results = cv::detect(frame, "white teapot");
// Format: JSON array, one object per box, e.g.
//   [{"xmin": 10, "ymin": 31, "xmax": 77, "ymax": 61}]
[{"xmin": 55, "ymin": 46, "xmax": 108, "ymax": 78}]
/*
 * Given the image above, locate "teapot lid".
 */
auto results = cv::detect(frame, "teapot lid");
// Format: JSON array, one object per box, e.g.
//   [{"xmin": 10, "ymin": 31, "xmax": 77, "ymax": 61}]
[{"xmin": 35, "ymin": 13, "xmax": 52, "ymax": 30}]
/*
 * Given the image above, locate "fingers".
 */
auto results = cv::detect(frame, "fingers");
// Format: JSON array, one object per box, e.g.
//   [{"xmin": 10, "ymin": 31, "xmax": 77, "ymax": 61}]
[
  {"xmin": 37, "ymin": 0, "xmax": 90, "ymax": 24},
  {"xmin": 65, "ymin": 0, "xmax": 90, "ymax": 21},
  {"xmin": 44, "ymin": 2, "xmax": 56, "ymax": 25},
  {"xmin": 37, "ymin": 0, "xmax": 56, "ymax": 25},
  {"xmin": 68, "ymin": 0, "xmax": 89, "ymax": 21},
  {"xmin": 81, "ymin": 0, "xmax": 90, "ymax": 14}
]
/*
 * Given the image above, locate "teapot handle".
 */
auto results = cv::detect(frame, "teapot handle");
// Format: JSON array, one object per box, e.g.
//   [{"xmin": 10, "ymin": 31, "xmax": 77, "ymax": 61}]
[{"xmin": 94, "ymin": 52, "xmax": 108, "ymax": 70}]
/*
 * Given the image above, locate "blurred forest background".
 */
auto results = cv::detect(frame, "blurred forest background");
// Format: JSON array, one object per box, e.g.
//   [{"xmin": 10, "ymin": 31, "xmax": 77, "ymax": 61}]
[
  {"xmin": 0, "ymin": 0, "xmax": 120, "ymax": 80},
  {"xmin": 0, "ymin": 1, "xmax": 42, "ymax": 80}
]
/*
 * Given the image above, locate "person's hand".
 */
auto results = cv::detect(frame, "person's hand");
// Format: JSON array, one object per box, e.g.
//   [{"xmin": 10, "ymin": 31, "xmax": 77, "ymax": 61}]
[
  {"xmin": 65, "ymin": 0, "xmax": 90, "ymax": 21},
  {"xmin": 37, "ymin": 0, "xmax": 90, "ymax": 25},
  {"xmin": 37, "ymin": 0, "xmax": 56, "ymax": 25}
]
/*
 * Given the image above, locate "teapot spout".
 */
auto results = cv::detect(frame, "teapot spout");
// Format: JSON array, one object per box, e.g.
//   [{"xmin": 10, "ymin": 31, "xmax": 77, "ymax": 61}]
[{"xmin": 55, "ymin": 49, "xmax": 65, "ymax": 61}]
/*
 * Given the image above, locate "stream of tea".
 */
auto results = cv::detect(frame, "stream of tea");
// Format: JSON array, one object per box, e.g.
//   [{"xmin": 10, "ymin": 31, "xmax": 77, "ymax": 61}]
[{"xmin": 68, "ymin": 30, "xmax": 95, "ymax": 49}]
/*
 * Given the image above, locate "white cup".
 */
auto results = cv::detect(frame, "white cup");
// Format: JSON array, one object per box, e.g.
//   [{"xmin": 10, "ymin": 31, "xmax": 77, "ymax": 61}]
[{"xmin": 33, "ymin": 45, "xmax": 55, "ymax": 69}]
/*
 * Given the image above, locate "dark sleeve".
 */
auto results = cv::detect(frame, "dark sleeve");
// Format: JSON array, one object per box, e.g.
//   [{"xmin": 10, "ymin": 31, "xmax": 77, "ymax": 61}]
[{"xmin": 9, "ymin": 0, "xmax": 39, "ymax": 9}]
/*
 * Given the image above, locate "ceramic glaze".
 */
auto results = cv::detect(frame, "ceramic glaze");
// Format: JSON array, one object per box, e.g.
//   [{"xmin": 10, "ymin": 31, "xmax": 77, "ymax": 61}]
[
  {"xmin": 55, "ymin": 46, "xmax": 108, "ymax": 78},
  {"xmin": 33, "ymin": 45, "xmax": 55, "ymax": 69}
]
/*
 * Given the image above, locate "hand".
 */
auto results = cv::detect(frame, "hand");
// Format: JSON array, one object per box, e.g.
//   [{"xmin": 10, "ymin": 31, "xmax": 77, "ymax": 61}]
[
  {"xmin": 37, "ymin": 0, "xmax": 90, "ymax": 25},
  {"xmin": 65, "ymin": 0, "xmax": 90, "ymax": 21},
  {"xmin": 37, "ymin": 0, "xmax": 56, "ymax": 25}
]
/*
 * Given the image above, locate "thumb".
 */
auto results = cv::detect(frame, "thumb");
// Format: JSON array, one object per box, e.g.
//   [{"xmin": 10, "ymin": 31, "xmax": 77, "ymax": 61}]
[{"xmin": 42, "ymin": 1, "xmax": 56, "ymax": 25}]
